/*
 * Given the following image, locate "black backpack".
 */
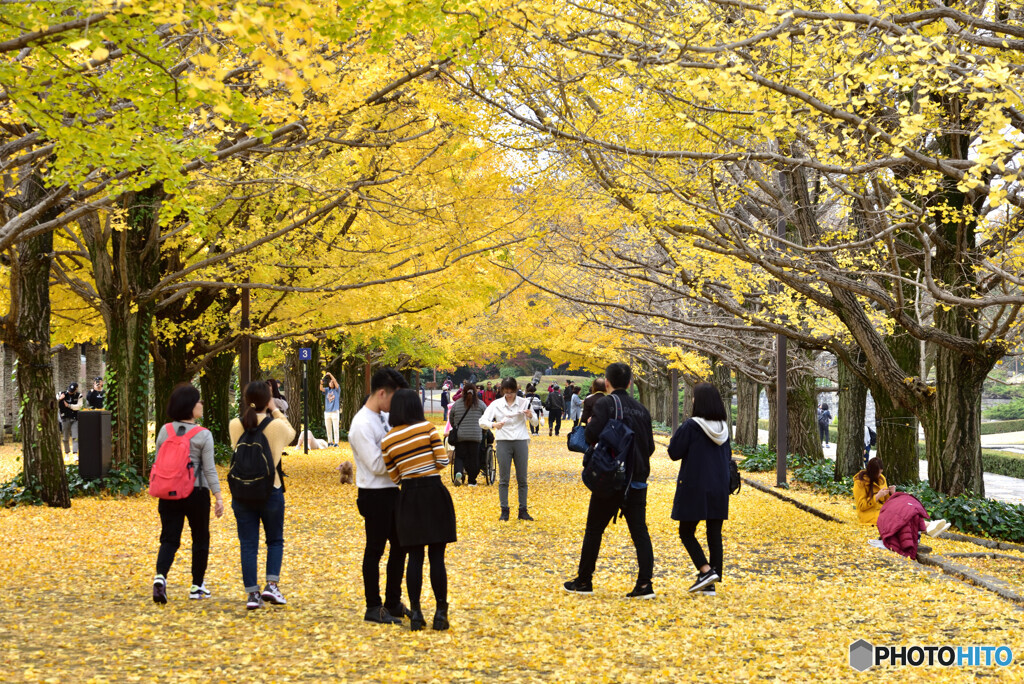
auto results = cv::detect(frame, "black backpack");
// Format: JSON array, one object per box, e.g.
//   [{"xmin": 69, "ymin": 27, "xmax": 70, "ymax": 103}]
[
  {"xmin": 582, "ymin": 395, "xmax": 634, "ymax": 497},
  {"xmin": 729, "ymin": 459, "xmax": 741, "ymax": 495},
  {"xmin": 868, "ymin": 428, "xmax": 877, "ymax": 447},
  {"xmin": 228, "ymin": 416, "xmax": 282, "ymax": 503}
]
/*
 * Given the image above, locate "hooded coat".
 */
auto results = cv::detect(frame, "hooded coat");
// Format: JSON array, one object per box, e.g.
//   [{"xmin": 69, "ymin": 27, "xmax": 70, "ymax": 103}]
[
  {"xmin": 667, "ymin": 417, "xmax": 731, "ymax": 521},
  {"xmin": 876, "ymin": 492, "xmax": 930, "ymax": 559}
]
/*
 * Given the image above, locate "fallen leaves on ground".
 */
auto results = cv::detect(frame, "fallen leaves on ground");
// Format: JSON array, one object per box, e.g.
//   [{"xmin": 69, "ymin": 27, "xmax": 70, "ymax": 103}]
[{"xmin": 0, "ymin": 437, "xmax": 1022, "ymax": 682}]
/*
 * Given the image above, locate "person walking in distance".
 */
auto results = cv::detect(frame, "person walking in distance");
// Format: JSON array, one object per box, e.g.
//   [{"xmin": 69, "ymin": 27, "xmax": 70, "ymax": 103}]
[
  {"xmin": 58, "ymin": 382, "xmax": 83, "ymax": 456},
  {"xmin": 545, "ymin": 384, "xmax": 564, "ymax": 437},
  {"xmin": 564, "ymin": 363, "xmax": 656, "ymax": 598},
  {"xmin": 524, "ymin": 384, "xmax": 543, "ymax": 435},
  {"xmin": 440, "ymin": 382, "xmax": 451, "ymax": 422},
  {"xmin": 382, "ymin": 389, "xmax": 457, "ymax": 631},
  {"xmin": 580, "ymin": 378, "xmax": 606, "ymax": 425},
  {"xmin": 228, "ymin": 381, "xmax": 296, "ymax": 609},
  {"xmin": 323, "ymin": 372, "xmax": 341, "ymax": 448},
  {"xmin": 447, "ymin": 383, "xmax": 487, "ymax": 486},
  {"xmin": 562, "ymin": 382, "xmax": 574, "ymax": 420},
  {"xmin": 817, "ymin": 403, "xmax": 833, "ymax": 447},
  {"xmin": 479, "ymin": 377, "xmax": 539, "ymax": 521},
  {"xmin": 349, "ymin": 368, "xmax": 412, "ymax": 624},
  {"xmin": 152, "ymin": 384, "xmax": 224, "ymax": 603},
  {"xmin": 569, "ymin": 386, "xmax": 584, "ymax": 428},
  {"xmin": 668, "ymin": 382, "xmax": 731, "ymax": 595}
]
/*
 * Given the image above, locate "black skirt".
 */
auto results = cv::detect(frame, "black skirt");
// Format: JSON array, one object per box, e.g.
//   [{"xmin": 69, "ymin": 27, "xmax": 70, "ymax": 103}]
[{"xmin": 396, "ymin": 476, "xmax": 457, "ymax": 547}]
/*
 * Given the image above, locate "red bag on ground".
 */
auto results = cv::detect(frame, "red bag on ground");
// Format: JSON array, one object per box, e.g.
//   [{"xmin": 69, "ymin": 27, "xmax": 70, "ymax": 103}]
[{"xmin": 149, "ymin": 424, "xmax": 204, "ymax": 500}]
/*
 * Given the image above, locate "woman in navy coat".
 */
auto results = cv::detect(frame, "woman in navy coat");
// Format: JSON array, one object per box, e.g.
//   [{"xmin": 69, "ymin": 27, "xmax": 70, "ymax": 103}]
[{"xmin": 668, "ymin": 382, "xmax": 732, "ymax": 594}]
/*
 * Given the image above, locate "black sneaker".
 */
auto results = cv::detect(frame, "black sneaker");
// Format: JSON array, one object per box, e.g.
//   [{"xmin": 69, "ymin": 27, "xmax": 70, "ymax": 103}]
[
  {"xmin": 152, "ymin": 575, "xmax": 167, "ymax": 604},
  {"xmin": 687, "ymin": 569, "xmax": 720, "ymax": 593},
  {"xmin": 563, "ymin": 578, "xmax": 593, "ymax": 594},
  {"xmin": 518, "ymin": 508, "xmax": 534, "ymax": 521},
  {"xmin": 383, "ymin": 601, "xmax": 412, "ymax": 620},
  {"xmin": 499, "ymin": 507, "xmax": 510, "ymax": 522},
  {"xmin": 364, "ymin": 606, "xmax": 401, "ymax": 624},
  {"xmin": 625, "ymin": 583, "xmax": 656, "ymax": 599},
  {"xmin": 246, "ymin": 591, "xmax": 264, "ymax": 610}
]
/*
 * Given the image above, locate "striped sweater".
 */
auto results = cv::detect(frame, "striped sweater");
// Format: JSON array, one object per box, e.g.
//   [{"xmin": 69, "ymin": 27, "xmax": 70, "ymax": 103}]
[{"xmin": 381, "ymin": 422, "xmax": 448, "ymax": 483}]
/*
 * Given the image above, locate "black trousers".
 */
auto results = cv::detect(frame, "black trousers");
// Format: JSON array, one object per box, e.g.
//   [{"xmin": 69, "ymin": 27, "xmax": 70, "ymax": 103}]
[
  {"xmin": 548, "ymin": 411, "xmax": 562, "ymax": 436},
  {"xmin": 819, "ymin": 423, "xmax": 829, "ymax": 443},
  {"xmin": 156, "ymin": 487, "xmax": 211, "ymax": 586},
  {"xmin": 406, "ymin": 543, "xmax": 447, "ymax": 609},
  {"xmin": 679, "ymin": 519, "xmax": 724, "ymax": 578},
  {"xmin": 577, "ymin": 487, "xmax": 654, "ymax": 586},
  {"xmin": 357, "ymin": 488, "xmax": 406, "ymax": 610},
  {"xmin": 453, "ymin": 441, "xmax": 480, "ymax": 484}
]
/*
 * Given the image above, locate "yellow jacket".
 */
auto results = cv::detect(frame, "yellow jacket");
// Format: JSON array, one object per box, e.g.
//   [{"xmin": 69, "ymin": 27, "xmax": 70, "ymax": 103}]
[{"xmin": 853, "ymin": 472, "xmax": 889, "ymax": 524}]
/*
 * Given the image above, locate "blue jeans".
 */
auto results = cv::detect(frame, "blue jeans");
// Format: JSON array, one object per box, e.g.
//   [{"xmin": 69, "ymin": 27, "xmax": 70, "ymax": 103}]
[{"xmin": 233, "ymin": 488, "xmax": 285, "ymax": 592}]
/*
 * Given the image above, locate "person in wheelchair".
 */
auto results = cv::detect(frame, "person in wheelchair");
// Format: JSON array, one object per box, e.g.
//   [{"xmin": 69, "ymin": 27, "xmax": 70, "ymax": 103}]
[{"xmin": 447, "ymin": 382, "xmax": 487, "ymax": 486}]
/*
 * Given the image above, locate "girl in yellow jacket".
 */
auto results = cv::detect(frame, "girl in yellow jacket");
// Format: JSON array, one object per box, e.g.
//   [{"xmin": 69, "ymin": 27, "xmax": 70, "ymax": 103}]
[{"xmin": 853, "ymin": 457, "xmax": 894, "ymax": 524}]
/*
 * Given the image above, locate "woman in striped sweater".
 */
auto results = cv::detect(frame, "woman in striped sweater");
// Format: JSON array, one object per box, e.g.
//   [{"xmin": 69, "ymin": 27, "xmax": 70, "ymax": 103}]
[{"xmin": 381, "ymin": 389, "xmax": 457, "ymax": 631}]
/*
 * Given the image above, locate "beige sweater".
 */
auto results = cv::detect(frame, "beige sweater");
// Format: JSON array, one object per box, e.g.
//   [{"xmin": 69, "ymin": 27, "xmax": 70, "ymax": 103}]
[{"xmin": 229, "ymin": 409, "xmax": 296, "ymax": 489}]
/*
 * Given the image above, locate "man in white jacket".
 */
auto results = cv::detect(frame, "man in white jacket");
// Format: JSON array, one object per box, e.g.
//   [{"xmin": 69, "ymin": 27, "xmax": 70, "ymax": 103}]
[{"xmin": 349, "ymin": 368, "xmax": 409, "ymax": 625}]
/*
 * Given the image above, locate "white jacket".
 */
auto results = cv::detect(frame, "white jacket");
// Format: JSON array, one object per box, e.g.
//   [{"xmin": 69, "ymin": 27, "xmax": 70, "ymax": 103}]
[{"xmin": 479, "ymin": 396, "xmax": 538, "ymax": 441}]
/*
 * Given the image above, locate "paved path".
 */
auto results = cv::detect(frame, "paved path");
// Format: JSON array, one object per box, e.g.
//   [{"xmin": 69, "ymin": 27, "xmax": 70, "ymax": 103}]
[{"xmin": 756, "ymin": 429, "xmax": 1024, "ymax": 505}]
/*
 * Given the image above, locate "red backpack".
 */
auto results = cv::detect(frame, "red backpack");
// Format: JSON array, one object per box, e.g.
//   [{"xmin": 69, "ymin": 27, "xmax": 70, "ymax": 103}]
[{"xmin": 149, "ymin": 424, "xmax": 204, "ymax": 500}]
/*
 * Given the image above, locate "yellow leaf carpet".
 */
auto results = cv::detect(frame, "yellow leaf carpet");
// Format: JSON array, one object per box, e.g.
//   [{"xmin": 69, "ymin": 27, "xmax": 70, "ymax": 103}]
[{"xmin": 0, "ymin": 437, "xmax": 1021, "ymax": 682}]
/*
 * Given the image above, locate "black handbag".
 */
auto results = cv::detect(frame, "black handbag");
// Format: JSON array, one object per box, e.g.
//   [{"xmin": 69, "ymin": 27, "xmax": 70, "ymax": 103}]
[
  {"xmin": 729, "ymin": 459, "xmax": 742, "ymax": 495},
  {"xmin": 448, "ymin": 408, "xmax": 470, "ymax": 444}
]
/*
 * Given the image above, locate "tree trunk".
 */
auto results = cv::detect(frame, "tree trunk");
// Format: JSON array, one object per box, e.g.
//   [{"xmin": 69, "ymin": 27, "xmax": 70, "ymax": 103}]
[
  {"xmin": 680, "ymin": 375, "xmax": 695, "ymax": 421},
  {"xmin": 835, "ymin": 356, "xmax": 866, "ymax": 479},
  {"xmin": 83, "ymin": 342, "xmax": 104, "ymax": 386},
  {"xmin": 341, "ymin": 354, "xmax": 365, "ymax": 433},
  {"xmin": 305, "ymin": 343, "xmax": 325, "ymax": 436},
  {"xmin": 200, "ymin": 350, "xmax": 234, "ymax": 445},
  {"xmin": 55, "ymin": 344, "xmax": 80, "ymax": 393},
  {"xmin": 636, "ymin": 364, "xmax": 672, "ymax": 425},
  {"xmin": 152, "ymin": 333, "xmax": 192, "ymax": 427},
  {"xmin": 0, "ymin": 343, "xmax": 7, "ymax": 445},
  {"xmin": 8, "ymin": 194, "xmax": 70, "ymax": 506},
  {"xmin": 283, "ymin": 345, "xmax": 304, "ymax": 444},
  {"xmin": 710, "ymin": 357, "xmax": 734, "ymax": 439},
  {"xmin": 85, "ymin": 186, "xmax": 164, "ymax": 473},
  {"xmin": 924, "ymin": 315, "xmax": 993, "ymax": 496},
  {"xmin": 788, "ymin": 354, "xmax": 824, "ymax": 462},
  {"xmin": 734, "ymin": 373, "xmax": 759, "ymax": 448},
  {"xmin": 3, "ymin": 344, "xmax": 18, "ymax": 441}
]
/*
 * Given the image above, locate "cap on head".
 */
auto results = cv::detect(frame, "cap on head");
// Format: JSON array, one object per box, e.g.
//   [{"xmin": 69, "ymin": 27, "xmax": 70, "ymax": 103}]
[{"xmin": 68, "ymin": 382, "xmax": 79, "ymax": 392}]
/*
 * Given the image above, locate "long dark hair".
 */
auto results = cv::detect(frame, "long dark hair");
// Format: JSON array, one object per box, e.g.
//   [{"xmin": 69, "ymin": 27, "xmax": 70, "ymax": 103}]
[
  {"xmin": 692, "ymin": 382, "xmax": 727, "ymax": 421},
  {"xmin": 241, "ymin": 380, "xmax": 272, "ymax": 430},
  {"xmin": 267, "ymin": 378, "xmax": 284, "ymax": 400},
  {"xmin": 166, "ymin": 383, "xmax": 200, "ymax": 422},
  {"xmin": 389, "ymin": 388, "xmax": 425, "ymax": 426},
  {"xmin": 858, "ymin": 457, "xmax": 884, "ymax": 500},
  {"xmin": 462, "ymin": 382, "xmax": 478, "ymax": 410}
]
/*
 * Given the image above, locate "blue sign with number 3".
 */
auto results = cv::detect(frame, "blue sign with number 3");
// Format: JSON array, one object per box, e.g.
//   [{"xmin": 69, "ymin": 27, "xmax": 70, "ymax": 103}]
[{"xmin": 299, "ymin": 347, "xmax": 312, "ymax": 361}]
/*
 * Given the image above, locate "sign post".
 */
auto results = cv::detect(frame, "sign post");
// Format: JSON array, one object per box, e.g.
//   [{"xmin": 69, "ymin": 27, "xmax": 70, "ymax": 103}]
[{"xmin": 299, "ymin": 347, "xmax": 312, "ymax": 454}]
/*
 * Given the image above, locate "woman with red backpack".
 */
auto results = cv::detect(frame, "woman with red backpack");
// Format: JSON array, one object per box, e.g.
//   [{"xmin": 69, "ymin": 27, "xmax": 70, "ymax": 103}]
[
  {"xmin": 229, "ymin": 381, "xmax": 296, "ymax": 609},
  {"xmin": 151, "ymin": 384, "xmax": 224, "ymax": 604}
]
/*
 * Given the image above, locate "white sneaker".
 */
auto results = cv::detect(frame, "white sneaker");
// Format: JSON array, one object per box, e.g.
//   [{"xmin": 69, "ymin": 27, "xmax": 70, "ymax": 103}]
[
  {"xmin": 189, "ymin": 584, "xmax": 211, "ymax": 599},
  {"xmin": 926, "ymin": 519, "xmax": 951, "ymax": 538},
  {"xmin": 261, "ymin": 583, "xmax": 287, "ymax": 605}
]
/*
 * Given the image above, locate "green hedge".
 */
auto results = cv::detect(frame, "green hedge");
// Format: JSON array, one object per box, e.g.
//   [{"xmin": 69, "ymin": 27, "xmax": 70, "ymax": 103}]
[
  {"xmin": 982, "ymin": 450, "xmax": 1024, "ymax": 479},
  {"xmin": 980, "ymin": 419, "xmax": 1024, "ymax": 435}
]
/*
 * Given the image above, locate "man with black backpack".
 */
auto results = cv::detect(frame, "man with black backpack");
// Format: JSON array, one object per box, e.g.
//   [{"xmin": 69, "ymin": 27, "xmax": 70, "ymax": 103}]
[
  {"xmin": 564, "ymin": 362, "xmax": 656, "ymax": 599},
  {"xmin": 545, "ymin": 384, "xmax": 564, "ymax": 437}
]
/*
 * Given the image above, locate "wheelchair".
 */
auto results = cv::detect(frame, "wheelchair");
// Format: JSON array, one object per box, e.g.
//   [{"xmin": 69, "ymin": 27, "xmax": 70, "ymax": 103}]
[{"xmin": 446, "ymin": 429, "xmax": 496, "ymax": 485}]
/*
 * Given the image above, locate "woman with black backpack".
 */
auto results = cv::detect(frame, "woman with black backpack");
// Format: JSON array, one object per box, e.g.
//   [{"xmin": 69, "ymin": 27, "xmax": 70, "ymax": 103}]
[
  {"xmin": 447, "ymin": 382, "xmax": 487, "ymax": 486},
  {"xmin": 228, "ymin": 381, "xmax": 296, "ymax": 610},
  {"xmin": 667, "ymin": 382, "xmax": 732, "ymax": 596}
]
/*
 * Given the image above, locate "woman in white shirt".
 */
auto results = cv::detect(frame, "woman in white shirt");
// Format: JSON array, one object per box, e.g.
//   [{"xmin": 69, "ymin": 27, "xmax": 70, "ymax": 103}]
[{"xmin": 479, "ymin": 377, "xmax": 538, "ymax": 521}]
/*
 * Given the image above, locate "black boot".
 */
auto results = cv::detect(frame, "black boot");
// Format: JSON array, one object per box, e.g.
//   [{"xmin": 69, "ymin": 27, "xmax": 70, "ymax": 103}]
[
  {"xmin": 518, "ymin": 507, "xmax": 534, "ymax": 521},
  {"xmin": 409, "ymin": 607, "xmax": 427, "ymax": 631},
  {"xmin": 499, "ymin": 507, "xmax": 510, "ymax": 521},
  {"xmin": 432, "ymin": 602, "xmax": 449, "ymax": 631}
]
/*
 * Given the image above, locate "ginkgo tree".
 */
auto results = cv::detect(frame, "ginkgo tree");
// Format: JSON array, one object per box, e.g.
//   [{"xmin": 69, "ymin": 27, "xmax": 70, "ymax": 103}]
[{"xmin": 453, "ymin": 0, "xmax": 1024, "ymax": 496}]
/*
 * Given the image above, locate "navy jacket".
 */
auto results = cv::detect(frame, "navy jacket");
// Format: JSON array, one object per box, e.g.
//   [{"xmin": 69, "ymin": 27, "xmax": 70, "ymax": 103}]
[
  {"xmin": 583, "ymin": 390, "xmax": 655, "ymax": 484},
  {"xmin": 667, "ymin": 419, "xmax": 731, "ymax": 521}
]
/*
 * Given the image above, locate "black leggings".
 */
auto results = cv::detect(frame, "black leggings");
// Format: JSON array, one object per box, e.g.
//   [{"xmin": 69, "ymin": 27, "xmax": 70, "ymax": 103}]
[
  {"xmin": 156, "ymin": 488, "xmax": 211, "ymax": 586},
  {"xmin": 453, "ymin": 441, "xmax": 480, "ymax": 484},
  {"xmin": 679, "ymin": 519, "xmax": 724, "ymax": 578},
  {"xmin": 406, "ymin": 543, "xmax": 447, "ymax": 610}
]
